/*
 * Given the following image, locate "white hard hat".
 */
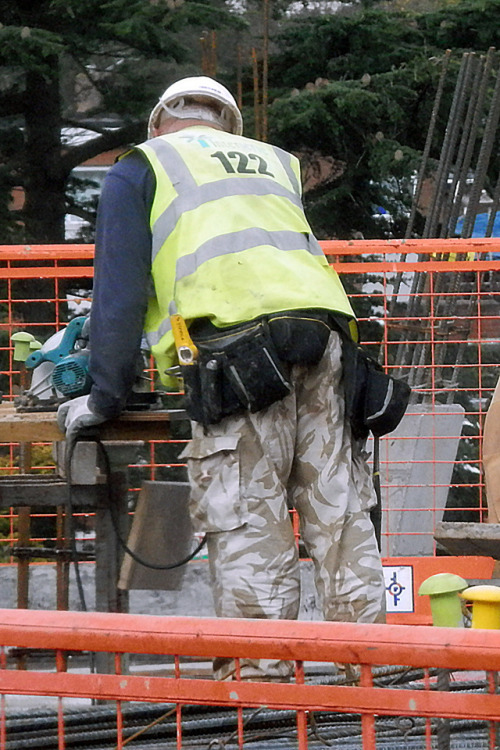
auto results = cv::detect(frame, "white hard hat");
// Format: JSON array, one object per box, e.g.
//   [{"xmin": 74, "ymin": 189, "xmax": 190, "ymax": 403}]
[{"xmin": 148, "ymin": 76, "xmax": 243, "ymax": 137}]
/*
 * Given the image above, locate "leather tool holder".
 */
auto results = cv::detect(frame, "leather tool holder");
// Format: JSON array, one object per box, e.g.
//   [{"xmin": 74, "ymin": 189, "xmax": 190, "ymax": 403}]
[{"xmin": 342, "ymin": 338, "xmax": 412, "ymax": 440}]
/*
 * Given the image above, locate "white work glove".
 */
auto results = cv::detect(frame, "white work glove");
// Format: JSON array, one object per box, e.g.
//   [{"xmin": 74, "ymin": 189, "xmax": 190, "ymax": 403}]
[{"xmin": 57, "ymin": 395, "xmax": 106, "ymax": 443}]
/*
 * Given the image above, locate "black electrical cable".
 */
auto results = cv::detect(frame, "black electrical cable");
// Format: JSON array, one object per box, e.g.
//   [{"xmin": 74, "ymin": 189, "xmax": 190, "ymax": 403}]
[
  {"xmin": 90, "ymin": 435, "xmax": 206, "ymax": 570},
  {"xmin": 65, "ymin": 431, "xmax": 206, "ymax": 629},
  {"xmin": 64, "ymin": 437, "xmax": 89, "ymax": 612}
]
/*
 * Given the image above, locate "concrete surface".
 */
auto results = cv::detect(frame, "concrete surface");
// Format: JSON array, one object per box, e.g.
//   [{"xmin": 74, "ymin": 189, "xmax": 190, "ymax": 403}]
[{"xmin": 0, "ymin": 559, "xmax": 322, "ymax": 618}]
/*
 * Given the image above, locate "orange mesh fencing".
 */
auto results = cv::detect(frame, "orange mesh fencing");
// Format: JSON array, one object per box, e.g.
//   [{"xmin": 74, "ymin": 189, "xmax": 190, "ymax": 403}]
[
  {"xmin": 0, "ymin": 239, "xmax": 499, "ymax": 560},
  {"xmin": 0, "ymin": 608, "xmax": 500, "ymax": 749}
]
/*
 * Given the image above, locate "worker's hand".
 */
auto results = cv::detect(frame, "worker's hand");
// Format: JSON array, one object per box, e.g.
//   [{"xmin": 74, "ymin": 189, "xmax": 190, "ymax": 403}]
[{"xmin": 57, "ymin": 395, "xmax": 105, "ymax": 443}]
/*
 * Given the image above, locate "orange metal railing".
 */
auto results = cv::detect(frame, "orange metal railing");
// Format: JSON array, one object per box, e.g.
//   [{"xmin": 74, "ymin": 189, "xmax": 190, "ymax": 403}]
[
  {"xmin": 1, "ymin": 241, "xmax": 500, "ymax": 746},
  {"xmin": 0, "ymin": 608, "xmax": 500, "ymax": 748},
  {"xmin": 337, "ymin": 239, "xmax": 500, "ymax": 557},
  {"xmin": 1, "ymin": 239, "xmax": 499, "ymax": 558}
]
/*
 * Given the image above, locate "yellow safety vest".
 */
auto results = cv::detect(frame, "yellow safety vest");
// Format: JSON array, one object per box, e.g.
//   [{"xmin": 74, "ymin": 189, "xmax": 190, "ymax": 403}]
[{"xmin": 136, "ymin": 126, "xmax": 355, "ymax": 382}]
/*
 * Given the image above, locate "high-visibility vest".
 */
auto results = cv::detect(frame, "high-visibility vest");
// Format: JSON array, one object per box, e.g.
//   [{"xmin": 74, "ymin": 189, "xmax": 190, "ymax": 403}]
[{"xmin": 136, "ymin": 126, "xmax": 355, "ymax": 381}]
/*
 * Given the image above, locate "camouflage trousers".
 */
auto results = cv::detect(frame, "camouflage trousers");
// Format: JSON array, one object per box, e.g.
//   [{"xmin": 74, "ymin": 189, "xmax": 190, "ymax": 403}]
[{"xmin": 182, "ymin": 331, "xmax": 385, "ymax": 680}]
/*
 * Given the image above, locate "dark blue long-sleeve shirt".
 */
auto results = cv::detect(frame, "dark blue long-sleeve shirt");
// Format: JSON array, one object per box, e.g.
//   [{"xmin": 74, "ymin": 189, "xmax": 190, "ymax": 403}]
[{"xmin": 88, "ymin": 151, "xmax": 156, "ymax": 418}]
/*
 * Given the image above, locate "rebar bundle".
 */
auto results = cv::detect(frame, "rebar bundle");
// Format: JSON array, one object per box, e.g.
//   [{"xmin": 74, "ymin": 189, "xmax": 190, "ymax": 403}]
[{"xmin": 394, "ymin": 49, "xmax": 500, "ymax": 393}]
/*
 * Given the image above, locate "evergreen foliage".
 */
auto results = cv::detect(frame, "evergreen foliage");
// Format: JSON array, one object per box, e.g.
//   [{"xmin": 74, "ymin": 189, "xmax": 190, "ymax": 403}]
[
  {"xmin": 264, "ymin": 0, "xmax": 499, "ymax": 239},
  {"xmin": 0, "ymin": 0, "xmax": 240, "ymax": 242},
  {"xmin": 1, "ymin": 0, "xmax": 499, "ymax": 241}
]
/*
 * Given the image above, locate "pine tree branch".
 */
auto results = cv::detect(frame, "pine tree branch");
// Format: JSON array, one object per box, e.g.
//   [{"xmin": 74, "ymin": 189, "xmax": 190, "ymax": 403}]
[{"xmin": 59, "ymin": 120, "xmax": 145, "ymax": 173}]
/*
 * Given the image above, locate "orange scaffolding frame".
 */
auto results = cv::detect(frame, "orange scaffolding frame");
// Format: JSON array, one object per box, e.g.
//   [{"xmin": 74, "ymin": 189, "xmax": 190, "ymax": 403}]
[
  {"xmin": 1, "ymin": 240, "xmax": 500, "ymax": 746},
  {"xmin": 1, "ymin": 238, "xmax": 499, "ymax": 557},
  {"xmin": 0, "ymin": 238, "xmax": 500, "ymax": 592}
]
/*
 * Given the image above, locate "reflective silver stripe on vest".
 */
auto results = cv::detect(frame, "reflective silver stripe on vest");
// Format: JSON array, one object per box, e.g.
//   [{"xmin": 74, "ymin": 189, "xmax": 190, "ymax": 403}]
[
  {"xmin": 145, "ymin": 230, "xmax": 322, "ymax": 347},
  {"xmin": 143, "ymin": 138, "xmax": 304, "ymax": 262},
  {"xmin": 152, "ymin": 179, "xmax": 304, "ymax": 261},
  {"xmin": 146, "ymin": 316, "xmax": 172, "ymax": 348},
  {"xmin": 145, "ymin": 137, "xmax": 198, "ymax": 190},
  {"xmin": 308, "ymin": 234, "xmax": 325, "ymax": 256},
  {"xmin": 272, "ymin": 146, "xmax": 301, "ymax": 195},
  {"xmin": 176, "ymin": 229, "xmax": 321, "ymax": 281}
]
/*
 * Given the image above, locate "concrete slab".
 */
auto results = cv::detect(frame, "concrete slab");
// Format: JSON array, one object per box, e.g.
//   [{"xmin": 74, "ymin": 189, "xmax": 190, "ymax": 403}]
[{"xmin": 435, "ymin": 521, "xmax": 500, "ymax": 558}]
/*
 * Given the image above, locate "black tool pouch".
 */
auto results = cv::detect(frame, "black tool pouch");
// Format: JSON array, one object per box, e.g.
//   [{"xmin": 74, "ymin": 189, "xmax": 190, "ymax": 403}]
[
  {"xmin": 268, "ymin": 310, "xmax": 331, "ymax": 365},
  {"xmin": 181, "ymin": 356, "xmax": 241, "ymax": 425},
  {"xmin": 343, "ymin": 340, "xmax": 411, "ymax": 440},
  {"xmin": 182, "ymin": 323, "xmax": 291, "ymax": 425},
  {"xmin": 180, "ymin": 364, "xmax": 205, "ymax": 424},
  {"xmin": 222, "ymin": 326, "xmax": 291, "ymax": 413}
]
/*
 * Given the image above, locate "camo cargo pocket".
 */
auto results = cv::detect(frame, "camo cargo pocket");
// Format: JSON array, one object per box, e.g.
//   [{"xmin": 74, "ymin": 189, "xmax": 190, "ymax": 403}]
[{"xmin": 180, "ymin": 435, "xmax": 247, "ymax": 533}]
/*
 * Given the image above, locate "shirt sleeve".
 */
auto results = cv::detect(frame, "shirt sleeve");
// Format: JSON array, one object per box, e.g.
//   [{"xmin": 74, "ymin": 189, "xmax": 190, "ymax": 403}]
[{"xmin": 88, "ymin": 150, "xmax": 155, "ymax": 419}]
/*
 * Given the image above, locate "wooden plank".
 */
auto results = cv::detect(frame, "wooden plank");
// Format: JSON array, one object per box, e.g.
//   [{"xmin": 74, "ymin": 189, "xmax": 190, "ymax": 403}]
[
  {"xmin": 435, "ymin": 521, "xmax": 500, "ymax": 559},
  {"xmin": 0, "ymin": 480, "xmax": 106, "ymax": 508},
  {"xmin": 0, "ymin": 403, "xmax": 182, "ymax": 443}
]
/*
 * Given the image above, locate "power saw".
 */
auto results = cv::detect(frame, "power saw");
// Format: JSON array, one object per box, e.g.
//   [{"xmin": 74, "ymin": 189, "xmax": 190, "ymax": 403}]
[
  {"xmin": 14, "ymin": 316, "xmax": 92, "ymax": 411},
  {"xmin": 13, "ymin": 315, "xmax": 166, "ymax": 413}
]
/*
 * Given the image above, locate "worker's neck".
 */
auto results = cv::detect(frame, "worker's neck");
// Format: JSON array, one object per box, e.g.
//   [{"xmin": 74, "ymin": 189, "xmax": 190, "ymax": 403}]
[{"xmin": 154, "ymin": 119, "xmax": 223, "ymax": 136}]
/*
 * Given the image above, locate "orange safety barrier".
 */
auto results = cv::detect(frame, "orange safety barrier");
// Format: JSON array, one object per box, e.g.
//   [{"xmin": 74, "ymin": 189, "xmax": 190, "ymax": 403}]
[
  {"xmin": 0, "ymin": 608, "xmax": 500, "ymax": 748},
  {"xmin": 1, "ymin": 240, "xmax": 500, "ymax": 745},
  {"xmin": 1, "ymin": 240, "xmax": 500, "ymax": 566}
]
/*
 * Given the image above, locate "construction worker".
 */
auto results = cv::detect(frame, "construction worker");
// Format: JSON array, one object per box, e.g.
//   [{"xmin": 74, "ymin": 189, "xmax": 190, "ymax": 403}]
[{"xmin": 58, "ymin": 76, "xmax": 386, "ymax": 680}]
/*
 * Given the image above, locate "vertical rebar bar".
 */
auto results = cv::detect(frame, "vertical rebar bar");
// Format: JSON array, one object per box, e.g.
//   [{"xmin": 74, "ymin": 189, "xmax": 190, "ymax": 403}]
[
  {"xmin": 393, "ymin": 51, "xmax": 451, "ymax": 371},
  {"xmin": 424, "ymin": 53, "xmax": 473, "ymax": 238},
  {"xmin": 448, "ymin": 48, "xmax": 497, "ymax": 237},
  {"xmin": 461, "ymin": 53, "xmax": 500, "ymax": 237},
  {"xmin": 251, "ymin": 48, "xmax": 261, "ymax": 140},
  {"xmin": 417, "ymin": 55, "xmax": 476, "ymax": 386},
  {"xmin": 405, "ymin": 50, "xmax": 452, "ymax": 239},
  {"xmin": 485, "ymin": 171, "xmax": 500, "ymax": 237},
  {"xmin": 236, "ymin": 44, "xmax": 243, "ymax": 111},
  {"xmin": 396, "ymin": 52, "xmax": 464, "ymax": 376},
  {"xmin": 439, "ymin": 55, "xmax": 481, "ymax": 237},
  {"xmin": 436, "ymin": 50, "xmax": 498, "ymax": 398},
  {"xmin": 261, "ymin": 0, "xmax": 270, "ymax": 142}
]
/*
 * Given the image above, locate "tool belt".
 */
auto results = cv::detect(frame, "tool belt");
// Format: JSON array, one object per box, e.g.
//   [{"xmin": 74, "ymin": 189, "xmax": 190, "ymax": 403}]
[
  {"xmin": 181, "ymin": 310, "xmax": 411, "ymax": 434},
  {"xmin": 181, "ymin": 311, "xmax": 331, "ymax": 425}
]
